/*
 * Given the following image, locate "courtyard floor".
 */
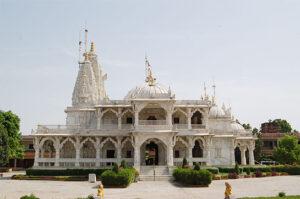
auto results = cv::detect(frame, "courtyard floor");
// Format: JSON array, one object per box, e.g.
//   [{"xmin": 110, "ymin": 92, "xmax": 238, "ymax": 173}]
[{"xmin": 1, "ymin": 173, "xmax": 300, "ymax": 199}]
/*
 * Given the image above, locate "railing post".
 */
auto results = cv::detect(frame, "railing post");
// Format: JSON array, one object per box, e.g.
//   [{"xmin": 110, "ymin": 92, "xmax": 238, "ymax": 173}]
[{"xmin": 187, "ymin": 108, "xmax": 192, "ymax": 130}]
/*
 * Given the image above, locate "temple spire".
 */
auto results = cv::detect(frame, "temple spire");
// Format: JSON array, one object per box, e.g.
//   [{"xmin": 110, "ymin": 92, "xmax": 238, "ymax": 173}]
[
  {"xmin": 145, "ymin": 56, "xmax": 156, "ymax": 86},
  {"xmin": 90, "ymin": 42, "xmax": 95, "ymax": 53}
]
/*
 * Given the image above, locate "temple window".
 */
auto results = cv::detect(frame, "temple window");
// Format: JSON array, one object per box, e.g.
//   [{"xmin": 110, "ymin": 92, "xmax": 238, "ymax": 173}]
[
  {"xmin": 126, "ymin": 117, "xmax": 133, "ymax": 124},
  {"xmin": 106, "ymin": 150, "xmax": 115, "ymax": 158},
  {"xmin": 175, "ymin": 150, "xmax": 180, "ymax": 158},
  {"xmin": 173, "ymin": 117, "xmax": 180, "ymax": 124}
]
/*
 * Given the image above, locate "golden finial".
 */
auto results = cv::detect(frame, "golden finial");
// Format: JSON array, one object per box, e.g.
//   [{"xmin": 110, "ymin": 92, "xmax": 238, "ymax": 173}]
[
  {"xmin": 90, "ymin": 42, "xmax": 95, "ymax": 53},
  {"xmin": 145, "ymin": 57, "xmax": 156, "ymax": 86}
]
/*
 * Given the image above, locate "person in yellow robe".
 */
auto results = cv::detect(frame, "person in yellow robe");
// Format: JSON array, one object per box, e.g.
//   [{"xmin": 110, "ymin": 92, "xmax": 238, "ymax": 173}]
[{"xmin": 224, "ymin": 182, "xmax": 232, "ymax": 199}]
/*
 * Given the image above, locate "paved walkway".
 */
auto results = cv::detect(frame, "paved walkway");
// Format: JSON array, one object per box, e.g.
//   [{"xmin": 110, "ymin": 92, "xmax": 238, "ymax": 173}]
[{"xmin": 1, "ymin": 175, "xmax": 300, "ymax": 199}]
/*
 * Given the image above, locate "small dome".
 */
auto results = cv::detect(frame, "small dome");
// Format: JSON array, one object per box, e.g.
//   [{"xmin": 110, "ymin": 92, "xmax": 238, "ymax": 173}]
[
  {"xmin": 209, "ymin": 105, "xmax": 225, "ymax": 118},
  {"xmin": 124, "ymin": 83, "xmax": 174, "ymax": 99},
  {"xmin": 231, "ymin": 122, "xmax": 246, "ymax": 133}
]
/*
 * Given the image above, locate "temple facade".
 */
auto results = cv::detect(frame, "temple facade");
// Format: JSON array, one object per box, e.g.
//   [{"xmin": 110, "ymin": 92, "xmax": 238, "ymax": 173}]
[{"xmin": 32, "ymin": 41, "xmax": 256, "ymax": 173}]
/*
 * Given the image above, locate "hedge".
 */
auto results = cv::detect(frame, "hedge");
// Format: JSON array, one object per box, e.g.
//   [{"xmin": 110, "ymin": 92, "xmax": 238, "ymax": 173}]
[
  {"xmin": 173, "ymin": 168, "xmax": 212, "ymax": 186},
  {"xmin": 26, "ymin": 169, "xmax": 108, "ymax": 176},
  {"xmin": 218, "ymin": 165, "xmax": 300, "ymax": 175},
  {"xmin": 101, "ymin": 168, "xmax": 137, "ymax": 187},
  {"xmin": 12, "ymin": 175, "xmax": 87, "ymax": 181}
]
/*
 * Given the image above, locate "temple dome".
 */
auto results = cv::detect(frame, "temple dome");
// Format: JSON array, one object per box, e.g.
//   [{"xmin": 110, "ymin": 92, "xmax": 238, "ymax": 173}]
[
  {"xmin": 124, "ymin": 83, "xmax": 174, "ymax": 99},
  {"xmin": 231, "ymin": 122, "xmax": 246, "ymax": 133},
  {"xmin": 209, "ymin": 105, "xmax": 226, "ymax": 118}
]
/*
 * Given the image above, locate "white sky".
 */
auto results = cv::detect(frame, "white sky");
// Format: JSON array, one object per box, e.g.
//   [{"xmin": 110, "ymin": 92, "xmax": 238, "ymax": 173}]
[{"xmin": 0, "ymin": 0, "xmax": 299, "ymax": 134}]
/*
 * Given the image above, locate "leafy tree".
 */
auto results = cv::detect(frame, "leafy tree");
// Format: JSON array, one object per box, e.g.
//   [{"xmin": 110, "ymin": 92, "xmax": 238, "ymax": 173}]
[
  {"xmin": 242, "ymin": 123, "xmax": 252, "ymax": 130},
  {"xmin": 273, "ymin": 135, "xmax": 300, "ymax": 164},
  {"xmin": 254, "ymin": 133, "xmax": 263, "ymax": 161},
  {"xmin": 252, "ymin": 128, "xmax": 259, "ymax": 136},
  {"xmin": 0, "ymin": 124, "xmax": 9, "ymax": 166},
  {"xmin": 272, "ymin": 119, "xmax": 292, "ymax": 133},
  {"xmin": 0, "ymin": 111, "xmax": 24, "ymax": 164}
]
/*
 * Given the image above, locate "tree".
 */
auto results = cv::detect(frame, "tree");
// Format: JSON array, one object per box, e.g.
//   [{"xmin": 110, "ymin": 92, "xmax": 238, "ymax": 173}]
[
  {"xmin": 242, "ymin": 123, "xmax": 252, "ymax": 130},
  {"xmin": 0, "ymin": 124, "xmax": 9, "ymax": 166},
  {"xmin": 273, "ymin": 135, "xmax": 300, "ymax": 164},
  {"xmin": 272, "ymin": 119, "xmax": 292, "ymax": 133},
  {"xmin": 0, "ymin": 111, "xmax": 24, "ymax": 165}
]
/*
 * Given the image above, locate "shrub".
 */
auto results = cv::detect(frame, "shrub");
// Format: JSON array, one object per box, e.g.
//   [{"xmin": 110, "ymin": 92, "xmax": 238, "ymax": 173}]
[
  {"xmin": 255, "ymin": 169, "xmax": 262, "ymax": 177},
  {"xmin": 182, "ymin": 157, "xmax": 188, "ymax": 168},
  {"xmin": 218, "ymin": 167, "xmax": 242, "ymax": 174},
  {"xmin": 26, "ymin": 169, "xmax": 108, "ymax": 176},
  {"xmin": 173, "ymin": 168, "xmax": 212, "ymax": 186},
  {"xmin": 278, "ymin": 192, "xmax": 286, "ymax": 197},
  {"xmin": 120, "ymin": 160, "xmax": 127, "ymax": 169},
  {"xmin": 101, "ymin": 168, "xmax": 136, "ymax": 187},
  {"xmin": 20, "ymin": 194, "xmax": 39, "ymax": 199},
  {"xmin": 228, "ymin": 172, "xmax": 239, "ymax": 179},
  {"xmin": 205, "ymin": 167, "xmax": 219, "ymax": 174},
  {"xmin": 244, "ymin": 167, "xmax": 251, "ymax": 175},
  {"xmin": 112, "ymin": 162, "xmax": 119, "ymax": 173},
  {"xmin": 234, "ymin": 163, "xmax": 240, "ymax": 175},
  {"xmin": 193, "ymin": 163, "xmax": 201, "ymax": 171}
]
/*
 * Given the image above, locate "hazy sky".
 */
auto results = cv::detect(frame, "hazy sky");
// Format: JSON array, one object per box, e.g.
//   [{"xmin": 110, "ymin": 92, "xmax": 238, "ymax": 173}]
[{"xmin": 0, "ymin": 0, "xmax": 299, "ymax": 134}]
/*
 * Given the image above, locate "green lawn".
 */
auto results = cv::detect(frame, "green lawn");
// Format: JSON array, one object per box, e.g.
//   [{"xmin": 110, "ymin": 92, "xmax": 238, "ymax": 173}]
[{"xmin": 240, "ymin": 196, "xmax": 300, "ymax": 199}]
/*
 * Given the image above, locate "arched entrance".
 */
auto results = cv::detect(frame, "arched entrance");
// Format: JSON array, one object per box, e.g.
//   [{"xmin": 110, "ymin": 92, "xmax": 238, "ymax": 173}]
[
  {"xmin": 145, "ymin": 142, "xmax": 158, "ymax": 165},
  {"xmin": 140, "ymin": 138, "xmax": 167, "ymax": 166},
  {"xmin": 235, "ymin": 147, "xmax": 241, "ymax": 165}
]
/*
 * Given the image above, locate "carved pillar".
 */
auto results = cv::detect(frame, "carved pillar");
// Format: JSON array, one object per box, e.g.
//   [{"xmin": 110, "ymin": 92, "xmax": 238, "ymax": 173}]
[
  {"xmin": 134, "ymin": 111, "xmax": 139, "ymax": 127},
  {"xmin": 96, "ymin": 109, "xmax": 103, "ymax": 130},
  {"xmin": 54, "ymin": 138, "xmax": 60, "ymax": 167},
  {"xmin": 117, "ymin": 136, "xmax": 122, "ymax": 164},
  {"xmin": 167, "ymin": 141, "xmax": 174, "ymax": 166},
  {"xmin": 249, "ymin": 144, "xmax": 255, "ymax": 165},
  {"xmin": 231, "ymin": 140, "xmax": 236, "ymax": 165},
  {"xmin": 241, "ymin": 146, "xmax": 247, "ymax": 166},
  {"xmin": 75, "ymin": 137, "xmax": 80, "ymax": 167},
  {"xmin": 33, "ymin": 137, "xmax": 40, "ymax": 167},
  {"xmin": 187, "ymin": 108, "xmax": 192, "ymax": 130},
  {"xmin": 96, "ymin": 137, "xmax": 101, "ymax": 167},
  {"xmin": 118, "ymin": 108, "xmax": 122, "ymax": 130},
  {"xmin": 133, "ymin": 136, "xmax": 141, "ymax": 171},
  {"xmin": 205, "ymin": 138, "xmax": 211, "ymax": 166},
  {"xmin": 187, "ymin": 137, "xmax": 193, "ymax": 166}
]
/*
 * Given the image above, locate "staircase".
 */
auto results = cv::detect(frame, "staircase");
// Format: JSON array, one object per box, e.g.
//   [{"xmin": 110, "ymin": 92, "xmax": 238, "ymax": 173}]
[{"xmin": 139, "ymin": 166, "xmax": 172, "ymax": 181}]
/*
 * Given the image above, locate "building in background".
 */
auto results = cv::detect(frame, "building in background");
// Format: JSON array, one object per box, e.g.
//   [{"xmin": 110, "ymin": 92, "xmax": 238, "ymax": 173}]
[
  {"xmin": 8, "ymin": 135, "xmax": 34, "ymax": 169},
  {"xmin": 260, "ymin": 122, "xmax": 300, "ymax": 156}
]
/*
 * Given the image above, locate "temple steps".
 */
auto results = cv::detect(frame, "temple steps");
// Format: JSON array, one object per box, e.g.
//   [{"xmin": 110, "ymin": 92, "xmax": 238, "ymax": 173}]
[{"xmin": 139, "ymin": 166, "xmax": 172, "ymax": 181}]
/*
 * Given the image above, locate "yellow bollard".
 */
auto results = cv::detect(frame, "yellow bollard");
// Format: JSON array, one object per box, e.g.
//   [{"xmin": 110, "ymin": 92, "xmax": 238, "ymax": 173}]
[
  {"xmin": 97, "ymin": 182, "xmax": 104, "ymax": 199},
  {"xmin": 224, "ymin": 182, "xmax": 232, "ymax": 199}
]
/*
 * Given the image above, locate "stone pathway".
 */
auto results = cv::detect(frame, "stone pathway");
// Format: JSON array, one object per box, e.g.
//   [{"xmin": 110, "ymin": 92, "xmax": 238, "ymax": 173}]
[{"xmin": 1, "ymin": 176, "xmax": 300, "ymax": 199}]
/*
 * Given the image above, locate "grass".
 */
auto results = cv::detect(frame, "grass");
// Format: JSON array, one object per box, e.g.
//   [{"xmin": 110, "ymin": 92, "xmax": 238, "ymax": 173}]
[{"xmin": 240, "ymin": 196, "xmax": 300, "ymax": 199}]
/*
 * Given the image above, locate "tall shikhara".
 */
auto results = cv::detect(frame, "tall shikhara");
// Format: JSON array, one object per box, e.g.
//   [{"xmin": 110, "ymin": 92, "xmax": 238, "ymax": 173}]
[{"xmin": 72, "ymin": 42, "xmax": 108, "ymax": 107}]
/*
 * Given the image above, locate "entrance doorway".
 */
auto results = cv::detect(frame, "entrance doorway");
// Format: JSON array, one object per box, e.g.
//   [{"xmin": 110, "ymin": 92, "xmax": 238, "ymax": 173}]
[
  {"xmin": 145, "ymin": 142, "xmax": 158, "ymax": 165},
  {"xmin": 235, "ymin": 147, "xmax": 241, "ymax": 164}
]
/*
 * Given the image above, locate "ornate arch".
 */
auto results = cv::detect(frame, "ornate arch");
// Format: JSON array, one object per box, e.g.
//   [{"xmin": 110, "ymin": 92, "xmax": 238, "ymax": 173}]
[
  {"xmin": 102, "ymin": 108, "xmax": 118, "ymax": 116},
  {"xmin": 121, "ymin": 137, "xmax": 133, "ymax": 148},
  {"xmin": 80, "ymin": 137, "xmax": 96, "ymax": 149},
  {"xmin": 39, "ymin": 137, "xmax": 57, "ymax": 148},
  {"xmin": 60, "ymin": 137, "xmax": 76, "ymax": 149},
  {"xmin": 173, "ymin": 108, "xmax": 187, "ymax": 117},
  {"xmin": 100, "ymin": 137, "xmax": 118, "ymax": 149},
  {"xmin": 175, "ymin": 137, "xmax": 189, "ymax": 148},
  {"xmin": 121, "ymin": 109, "xmax": 134, "ymax": 117}
]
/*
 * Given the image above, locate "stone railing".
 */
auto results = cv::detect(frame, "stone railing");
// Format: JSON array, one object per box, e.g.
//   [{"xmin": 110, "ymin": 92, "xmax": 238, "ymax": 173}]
[
  {"xmin": 191, "ymin": 124, "xmax": 206, "ymax": 129},
  {"xmin": 139, "ymin": 120, "xmax": 167, "ymax": 125},
  {"xmin": 173, "ymin": 157, "xmax": 208, "ymax": 166},
  {"xmin": 35, "ymin": 158, "xmax": 134, "ymax": 168}
]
